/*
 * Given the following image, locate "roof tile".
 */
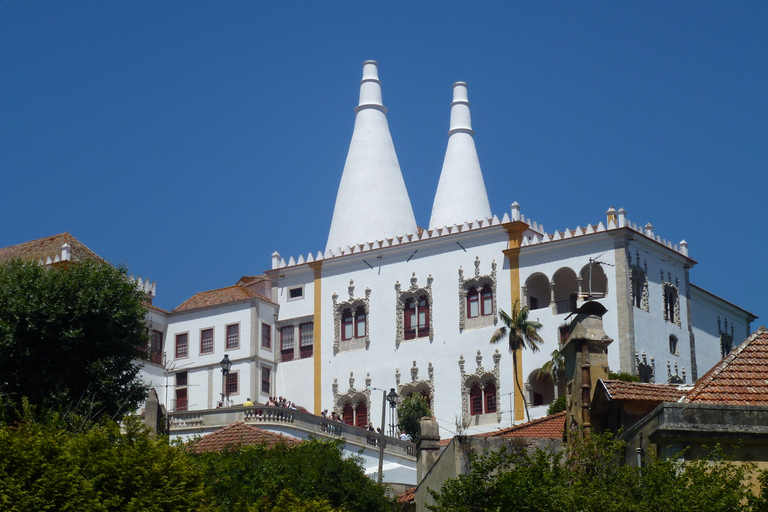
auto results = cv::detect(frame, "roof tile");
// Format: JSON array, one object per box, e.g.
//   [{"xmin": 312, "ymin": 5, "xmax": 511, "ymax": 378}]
[
  {"xmin": 173, "ymin": 284, "xmax": 272, "ymax": 312},
  {"xmin": 0, "ymin": 232, "xmax": 103, "ymax": 264},
  {"xmin": 601, "ymin": 380, "xmax": 687, "ymax": 402},
  {"xmin": 478, "ymin": 411, "xmax": 565, "ymax": 439},
  {"xmin": 187, "ymin": 422, "xmax": 301, "ymax": 454}
]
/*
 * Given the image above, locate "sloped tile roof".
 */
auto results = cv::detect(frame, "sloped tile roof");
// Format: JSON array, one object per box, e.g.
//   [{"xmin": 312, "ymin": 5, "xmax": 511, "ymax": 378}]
[
  {"xmin": 478, "ymin": 411, "xmax": 565, "ymax": 439},
  {"xmin": 683, "ymin": 326, "xmax": 768, "ymax": 405},
  {"xmin": 397, "ymin": 487, "xmax": 416, "ymax": 504},
  {"xmin": 173, "ymin": 284, "xmax": 273, "ymax": 313},
  {"xmin": 0, "ymin": 232, "xmax": 104, "ymax": 264},
  {"xmin": 187, "ymin": 422, "xmax": 301, "ymax": 454},
  {"xmin": 601, "ymin": 380, "xmax": 687, "ymax": 402},
  {"xmin": 236, "ymin": 275, "xmax": 269, "ymax": 285}
]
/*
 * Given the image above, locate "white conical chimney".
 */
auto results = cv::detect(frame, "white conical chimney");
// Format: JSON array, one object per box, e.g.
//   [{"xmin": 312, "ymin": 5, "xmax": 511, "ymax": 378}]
[
  {"xmin": 326, "ymin": 61, "xmax": 417, "ymax": 252},
  {"xmin": 429, "ymin": 82, "xmax": 492, "ymax": 230}
]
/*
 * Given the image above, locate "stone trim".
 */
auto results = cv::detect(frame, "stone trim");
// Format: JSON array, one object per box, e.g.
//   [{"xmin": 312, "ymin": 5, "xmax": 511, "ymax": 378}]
[
  {"xmin": 458, "ymin": 257, "xmax": 498, "ymax": 331},
  {"xmin": 332, "ymin": 280, "xmax": 371, "ymax": 354},
  {"xmin": 458, "ymin": 349, "xmax": 502, "ymax": 427},
  {"xmin": 394, "ymin": 272, "xmax": 434, "ymax": 348},
  {"xmin": 395, "ymin": 361, "xmax": 435, "ymax": 410},
  {"xmin": 332, "ymin": 371, "xmax": 372, "ymax": 420},
  {"xmin": 661, "ymin": 272, "xmax": 681, "ymax": 327}
]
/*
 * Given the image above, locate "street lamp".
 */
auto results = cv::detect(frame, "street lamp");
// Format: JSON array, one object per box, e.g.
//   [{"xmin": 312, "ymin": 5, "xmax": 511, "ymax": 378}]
[
  {"xmin": 370, "ymin": 387, "xmax": 398, "ymax": 484},
  {"xmin": 220, "ymin": 355, "xmax": 232, "ymax": 407},
  {"xmin": 387, "ymin": 388, "xmax": 398, "ymax": 437}
]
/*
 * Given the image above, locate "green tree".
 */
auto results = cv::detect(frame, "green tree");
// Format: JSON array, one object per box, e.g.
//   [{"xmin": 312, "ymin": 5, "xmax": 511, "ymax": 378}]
[
  {"xmin": 0, "ymin": 259, "xmax": 149, "ymax": 420},
  {"xmin": 490, "ymin": 301, "xmax": 543, "ymax": 422},
  {"xmin": 397, "ymin": 394, "xmax": 431, "ymax": 444},
  {"xmin": 195, "ymin": 438, "xmax": 392, "ymax": 512},
  {"xmin": 0, "ymin": 408, "xmax": 215, "ymax": 511}
]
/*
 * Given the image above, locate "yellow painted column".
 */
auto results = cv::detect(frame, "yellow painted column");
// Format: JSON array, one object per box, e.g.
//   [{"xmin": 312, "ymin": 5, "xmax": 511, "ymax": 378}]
[
  {"xmin": 502, "ymin": 221, "xmax": 528, "ymax": 422},
  {"xmin": 309, "ymin": 261, "xmax": 323, "ymax": 414}
]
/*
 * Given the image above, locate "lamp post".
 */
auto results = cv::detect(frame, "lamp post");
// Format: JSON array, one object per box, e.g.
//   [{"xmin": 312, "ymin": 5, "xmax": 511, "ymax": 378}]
[
  {"xmin": 371, "ymin": 387, "xmax": 397, "ymax": 484},
  {"xmin": 387, "ymin": 388, "xmax": 398, "ymax": 437},
  {"xmin": 220, "ymin": 354, "xmax": 232, "ymax": 407}
]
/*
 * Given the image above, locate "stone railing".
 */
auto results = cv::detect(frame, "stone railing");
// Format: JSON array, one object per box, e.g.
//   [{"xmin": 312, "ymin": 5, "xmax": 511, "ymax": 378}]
[{"xmin": 168, "ymin": 405, "xmax": 416, "ymax": 460}]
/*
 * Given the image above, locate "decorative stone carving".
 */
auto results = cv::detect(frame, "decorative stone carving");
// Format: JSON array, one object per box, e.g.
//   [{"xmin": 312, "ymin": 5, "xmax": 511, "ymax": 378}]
[
  {"xmin": 718, "ymin": 316, "xmax": 735, "ymax": 357},
  {"xmin": 332, "ymin": 280, "xmax": 371, "ymax": 354},
  {"xmin": 458, "ymin": 257, "xmax": 498, "ymax": 331},
  {"xmin": 394, "ymin": 272, "xmax": 434, "ymax": 348},
  {"xmin": 635, "ymin": 351, "xmax": 655, "ymax": 383},
  {"xmin": 397, "ymin": 360, "xmax": 435, "ymax": 412},
  {"xmin": 667, "ymin": 360, "xmax": 685, "ymax": 384},
  {"xmin": 459, "ymin": 349, "xmax": 502, "ymax": 427},
  {"xmin": 661, "ymin": 273, "xmax": 681, "ymax": 326},
  {"xmin": 628, "ymin": 254, "xmax": 649, "ymax": 312},
  {"xmin": 333, "ymin": 371, "xmax": 371, "ymax": 420}
]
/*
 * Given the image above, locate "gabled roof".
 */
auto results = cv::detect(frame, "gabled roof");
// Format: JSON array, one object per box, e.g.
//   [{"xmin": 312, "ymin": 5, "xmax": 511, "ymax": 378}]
[
  {"xmin": 173, "ymin": 284, "xmax": 272, "ymax": 313},
  {"xmin": 187, "ymin": 422, "xmax": 301, "ymax": 454},
  {"xmin": 478, "ymin": 411, "xmax": 565, "ymax": 439},
  {"xmin": 683, "ymin": 326, "xmax": 768, "ymax": 405},
  {"xmin": 599, "ymin": 380, "xmax": 687, "ymax": 403},
  {"xmin": 397, "ymin": 486, "xmax": 416, "ymax": 504},
  {"xmin": 236, "ymin": 275, "xmax": 270, "ymax": 285},
  {"xmin": 0, "ymin": 232, "xmax": 104, "ymax": 264}
]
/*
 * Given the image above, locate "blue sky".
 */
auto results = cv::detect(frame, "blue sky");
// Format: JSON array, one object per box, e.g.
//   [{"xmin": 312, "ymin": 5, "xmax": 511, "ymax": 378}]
[{"xmin": 1, "ymin": 2, "xmax": 766, "ymax": 322}]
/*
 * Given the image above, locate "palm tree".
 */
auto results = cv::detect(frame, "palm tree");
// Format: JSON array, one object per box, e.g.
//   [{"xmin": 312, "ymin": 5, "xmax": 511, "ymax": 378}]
[{"xmin": 490, "ymin": 300, "xmax": 543, "ymax": 422}]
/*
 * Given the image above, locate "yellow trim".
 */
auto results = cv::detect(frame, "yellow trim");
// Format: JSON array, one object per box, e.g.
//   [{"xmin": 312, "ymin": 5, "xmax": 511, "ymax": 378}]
[
  {"xmin": 309, "ymin": 261, "xmax": 323, "ymax": 414},
  {"xmin": 502, "ymin": 221, "xmax": 528, "ymax": 422}
]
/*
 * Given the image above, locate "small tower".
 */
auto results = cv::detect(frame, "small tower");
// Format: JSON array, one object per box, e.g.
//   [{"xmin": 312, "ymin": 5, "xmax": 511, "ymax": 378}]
[
  {"xmin": 561, "ymin": 302, "xmax": 613, "ymax": 441},
  {"xmin": 326, "ymin": 61, "xmax": 417, "ymax": 252},
  {"xmin": 429, "ymin": 82, "xmax": 492, "ymax": 230}
]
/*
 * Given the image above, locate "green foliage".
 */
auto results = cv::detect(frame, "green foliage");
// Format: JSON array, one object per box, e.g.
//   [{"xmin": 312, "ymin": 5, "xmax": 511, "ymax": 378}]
[
  {"xmin": 428, "ymin": 431, "xmax": 759, "ymax": 512},
  {"xmin": 397, "ymin": 394, "xmax": 431, "ymax": 444},
  {"xmin": 0, "ymin": 413, "xmax": 214, "ymax": 511},
  {"xmin": 609, "ymin": 371, "xmax": 640, "ymax": 382},
  {"xmin": 0, "ymin": 259, "xmax": 149, "ymax": 421},
  {"xmin": 547, "ymin": 395, "xmax": 566, "ymax": 415},
  {"xmin": 195, "ymin": 438, "xmax": 392, "ymax": 512}
]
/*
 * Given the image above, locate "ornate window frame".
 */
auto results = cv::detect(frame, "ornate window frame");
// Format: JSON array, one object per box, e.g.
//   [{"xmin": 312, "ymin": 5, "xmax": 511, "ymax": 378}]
[
  {"xmin": 661, "ymin": 272, "xmax": 681, "ymax": 326},
  {"xmin": 395, "ymin": 272, "xmax": 434, "ymax": 348},
  {"xmin": 332, "ymin": 371, "xmax": 371, "ymax": 426},
  {"xmin": 718, "ymin": 316, "xmax": 735, "ymax": 357},
  {"xmin": 635, "ymin": 351, "xmax": 655, "ymax": 383},
  {"xmin": 458, "ymin": 349, "xmax": 502, "ymax": 427},
  {"xmin": 395, "ymin": 361, "xmax": 435, "ymax": 411},
  {"xmin": 458, "ymin": 257, "xmax": 497, "ymax": 331},
  {"xmin": 332, "ymin": 280, "xmax": 371, "ymax": 354},
  {"xmin": 628, "ymin": 251, "xmax": 649, "ymax": 312}
]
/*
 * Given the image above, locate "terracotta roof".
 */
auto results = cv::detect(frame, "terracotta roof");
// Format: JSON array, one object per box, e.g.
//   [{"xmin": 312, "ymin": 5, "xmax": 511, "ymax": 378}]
[
  {"xmin": 173, "ymin": 284, "xmax": 272, "ymax": 313},
  {"xmin": 478, "ymin": 411, "xmax": 565, "ymax": 439},
  {"xmin": 236, "ymin": 275, "xmax": 269, "ymax": 285},
  {"xmin": 397, "ymin": 487, "xmax": 416, "ymax": 504},
  {"xmin": 187, "ymin": 422, "xmax": 301, "ymax": 454},
  {"xmin": 683, "ymin": 326, "xmax": 768, "ymax": 405},
  {"xmin": 0, "ymin": 232, "xmax": 103, "ymax": 264},
  {"xmin": 144, "ymin": 302, "xmax": 170, "ymax": 314},
  {"xmin": 600, "ymin": 380, "xmax": 687, "ymax": 402},
  {"xmin": 439, "ymin": 438, "xmax": 452, "ymax": 447}
]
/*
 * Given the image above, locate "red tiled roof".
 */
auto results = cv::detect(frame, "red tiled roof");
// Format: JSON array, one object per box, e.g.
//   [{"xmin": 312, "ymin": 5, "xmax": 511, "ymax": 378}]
[
  {"xmin": 0, "ymin": 232, "xmax": 103, "ymax": 264},
  {"xmin": 684, "ymin": 326, "xmax": 768, "ymax": 405},
  {"xmin": 439, "ymin": 438, "xmax": 452, "ymax": 447},
  {"xmin": 397, "ymin": 487, "xmax": 416, "ymax": 504},
  {"xmin": 478, "ymin": 411, "xmax": 565, "ymax": 439},
  {"xmin": 600, "ymin": 380, "xmax": 687, "ymax": 402},
  {"xmin": 173, "ymin": 284, "xmax": 272, "ymax": 312},
  {"xmin": 236, "ymin": 275, "xmax": 269, "ymax": 285},
  {"xmin": 187, "ymin": 422, "xmax": 301, "ymax": 454}
]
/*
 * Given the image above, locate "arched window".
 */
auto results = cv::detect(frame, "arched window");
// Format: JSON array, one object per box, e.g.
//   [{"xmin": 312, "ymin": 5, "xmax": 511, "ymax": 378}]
[
  {"xmin": 484, "ymin": 383, "xmax": 497, "ymax": 413},
  {"xmin": 469, "ymin": 385, "xmax": 483, "ymax": 416},
  {"xmin": 355, "ymin": 403, "xmax": 367, "ymax": 428},
  {"xmin": 404, "ymin": 295, "xmax": 430, "ymax": 340},
  {"xmin": 467, "ymin": 287, "xmax": 479, "ymax": 318},
  {"xmin": 341, "ymin": 306, "xmax": 366, "ymax": 341},
  {"xmin": 467, "ymin": 285, "xmax": 493, "ymax": 318},
  {"xmin": 669, "ymin": 334, "xmax": 679, "ymax": 356},
  {"xmin": 525, "ymin": 273, "xmax": 550, "ymax": 310},
  {"xmin": 342, "ymin": 404, "xmax": 354, "ymax": 425}
]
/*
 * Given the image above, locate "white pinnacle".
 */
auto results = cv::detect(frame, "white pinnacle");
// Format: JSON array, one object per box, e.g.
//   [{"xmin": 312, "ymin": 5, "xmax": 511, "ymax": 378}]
[
  {"xmin": 429, "ymin": 82, "xmax": 491, "ymax": 230},
  {"xmin": 326, "ymin": 61, "xmax": 417, "ymax": 251}
]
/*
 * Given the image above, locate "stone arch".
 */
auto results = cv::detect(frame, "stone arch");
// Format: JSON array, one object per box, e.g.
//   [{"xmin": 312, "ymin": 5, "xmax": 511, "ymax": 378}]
[
  {"xmin": 396, "ymin": 360, "xmax": 435, "ymax": 411},
  {"xmin": 332, "ymin": 280, "xmax": 371, "ymax": 354},
  {"xmin": 524, "ymin": 272, "xmax": 550, "ymax": 311},
  {"xmin": 395, "ymin": 273, "xmax": 434, "ymax": 348},
  {"xmin": 579, "ymin": 262, "xmax": 608, "ymax": 299},
  {"xmin": 458, "ymin": 350, "xmax": 502, "ymax": 427},
  {"xmin": 552, "ymin": 267, "xmax": 578, "ymax": 314},
  {"xmin": 332, "ymin": 372, "xmax": 371, "ymax": 429}
]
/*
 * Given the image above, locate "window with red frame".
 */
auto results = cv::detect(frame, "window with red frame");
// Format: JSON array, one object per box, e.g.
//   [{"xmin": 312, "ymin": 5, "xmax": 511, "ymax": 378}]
[
  {"xmin": 470, "ymin": 385, "xmax": 483, "ymax": 415},
  {"xmin": 150, "ymin": 330, "xmax": 163, "ymax": 364},
  {"xmin": 175, "ymin": 388, "xmax": 187, "ymax": 412},
  {"xmin": 484, "ymin": 382, "xmax": 497, "ymax": 413},
  {"xmin": 261, "ymin": 366, "xmax": 271, "ymax": 394},
  {"xmin": 226, "ymin": 324, "xmax": 239, "ymax": 349},
  {"xmin": 299, "ymin": 322, "xmax": 313, "ymax": 358},
  {"xmin": 226, "ymin": 372, "xmax": 238, "ymax": 395},
  {"xmin": 355, "ymin": 403, "xmax": 367, "ymax": 428},
  {"xmin": 200, "ymin": 328, "xmax": 214, "ymax": 354},
  {"xmin": 404, "ymin": 295, "xmax": 429, "ymax": 340},
  {"xmin": 342, "ymin": 404, "xmax": 354, "ymax": 425},
  {"xmin": 261, "ymin": 323, "xmax": 271, "ymax": 349},
  {"xmin": 341, "ymin": 306, "xmax": 366, "ymax": 341},
  {"xmin": 467, "ymin": 285, "xmax": 493, "ymax": 318},
  {"xmin": 175, "ymin": 333, "xmax": 188, "ymax": 358},
  {"xmin": 280, "ymin": 326, "xmax": 294, "ymax": 362}
]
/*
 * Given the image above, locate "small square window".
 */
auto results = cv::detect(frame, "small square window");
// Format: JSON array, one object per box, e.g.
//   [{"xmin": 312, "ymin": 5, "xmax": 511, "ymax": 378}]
[
  {"xmin": 288, "ymin": 286, "xmax": 304, "ymax": 301},
  {"xmin": 176, "ymin": 371, "xmax": 188, "ymax": 387}
]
